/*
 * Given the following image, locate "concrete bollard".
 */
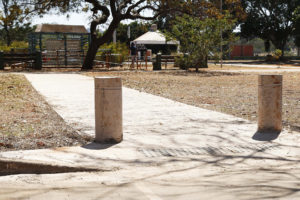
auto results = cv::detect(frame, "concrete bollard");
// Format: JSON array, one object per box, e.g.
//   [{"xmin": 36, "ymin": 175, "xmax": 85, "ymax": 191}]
[
  {"xmin": 258, "ymin": 75, "xmax": 282, "ymax": 133},
  {"xmin": 95, "ymin": 77, "xmax": 123, "ymax": 143},
  {"xmin": 153, "ymin": 53, "xmax": 162, "ymax": 70}
]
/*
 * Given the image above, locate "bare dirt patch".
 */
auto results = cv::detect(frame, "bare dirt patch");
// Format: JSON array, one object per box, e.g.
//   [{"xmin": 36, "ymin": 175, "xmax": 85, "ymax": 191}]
[
  {"xmin": 85, "ymin": 70, "xmax": 300, "ymax": 132},
  {"xmin": 0, "ymin": 74, "xmax": 92, "ymax": 151}
]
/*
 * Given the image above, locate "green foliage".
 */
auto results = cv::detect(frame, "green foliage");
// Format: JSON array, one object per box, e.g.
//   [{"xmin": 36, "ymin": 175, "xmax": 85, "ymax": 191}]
[
  {"xmin": 266, "ymin": 49, "xmax": 283, "ymax": 62},
  {"xmin": 174, "ymin": 54, "xmax": 192, "ymax": 70},
  {"xmin": 0, "ymin": 23, "xmax": 35, "ymax": 44},
  {"xmin": 97, "ymin": 42, "xmax": 129, "ymax": 64},
  {"xmin": 0, "ymin": 0, "xmax": 79, "ymax": 46},
  {"xmin": 0, "ymin": 0, "xmax": 38, "ymax": 46},
  {"xmin": 241, "ymin": 0, "xmax": 300, "ymax": 55},
  {"xmin": 116, "ymin": 21, "xmax": 149, "ymax": 44},
  {"xmin": 293, "ymin": 6, "xmax": 300, "ymax": 48},
  {"xmin": 274, "ymin": 49, "xmax": 283, "ymax": 59},
  {"xmin": 0, "ymin": 41, "xmax": 28, "ymax": 52},
  {"xmin": 166, "ymin": 13, "xmax": 237, "ymax": 71}
]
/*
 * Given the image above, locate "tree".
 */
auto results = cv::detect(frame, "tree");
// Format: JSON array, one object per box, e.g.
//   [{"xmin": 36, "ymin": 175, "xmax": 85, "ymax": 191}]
[
  {"xmin": 0, "ymin": 0, "xmax": 183, "ymax": 69},
  {"xmin": 293, "ymin": 6, "xmax": 300, "ymax": 55},
  {"xmin": 0, "ymin": 0, "xmax": 24, "ymax": 46},
  {"xmin": 80, "ymin": 0, "xmax": 180, "ymax": 70},
  {"xmin": 240, "ymin": 0, "xmax": 300, "ymax": 56},
  {"xmin": 115, "ymin": 21, "xmax": 149, "ymax": 44},
  {"xmin": 0, "ymin": 23, "xmax": 35, "ymax": 44},
  {"xmin": 166, "ymin": 12, "xmax": 236, "ymax": 71},
  {"xmin": 0, "ymin": 0, "xmax": 77, "ymax": 46}
]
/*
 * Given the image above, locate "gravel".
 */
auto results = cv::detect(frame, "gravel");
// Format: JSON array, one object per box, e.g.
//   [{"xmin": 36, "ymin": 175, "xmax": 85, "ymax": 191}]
[
  {"xmin": 0, "ymin": 74, "xmax": 93, "ymax": 151},
  {"xmin": 86, "ymin": 70, "xmax": 300, "ymax": 132}
]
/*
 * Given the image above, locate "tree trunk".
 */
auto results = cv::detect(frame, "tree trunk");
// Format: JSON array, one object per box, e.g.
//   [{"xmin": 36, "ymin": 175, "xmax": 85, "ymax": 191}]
[
  {"xmin": 204, "ymin": 56, "xmax": 208, "ymax": 68},
  {"xmin": 82, "ymin": 41, "xmax": 100, "ymax": 70},
  {"xmin": 3, "ymin": 26, "xmax": 11, "ymax": 46},
  {"xmin": 81, "ymin": 18, "xmax": 121, "ymax": 70}
]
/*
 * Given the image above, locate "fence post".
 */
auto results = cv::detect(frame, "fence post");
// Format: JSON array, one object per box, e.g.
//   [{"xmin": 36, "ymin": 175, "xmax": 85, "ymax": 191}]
[
  {"xmin": 0, "ymin": 51, "xmax": 4, "ymax": 70},
  {"xmin": 105, "ymin": 52, "xmax": 110, "ymax": 69},
  {"xmin": 64, "ymin": 34, "xmax": 68, "ymax": 67},
  {"xmin": 35, "ymin": 51, "xmax": 42, "ymax": 70}
]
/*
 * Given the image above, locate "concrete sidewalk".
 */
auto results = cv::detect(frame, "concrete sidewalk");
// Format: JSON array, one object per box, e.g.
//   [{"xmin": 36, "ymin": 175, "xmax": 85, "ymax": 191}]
[{"xmin": 1, "ymin": 73, "xmax": 300, "ymax": 200}]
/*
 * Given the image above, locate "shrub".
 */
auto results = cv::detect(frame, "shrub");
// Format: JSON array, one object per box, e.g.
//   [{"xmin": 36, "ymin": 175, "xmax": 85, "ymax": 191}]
[
  {"xmin": 0, "ymin": 41, "xmax": 28, "ymax": 52},
  {"xmin": 165, "ymin": 13, "xmax": 237, "ymax": 71},
  {"xmin": 98, "ymin": 42, "xmax": 129, "ymax": 64},
  {"xmin": 273, "ymin": 49, "xmax": 282, "ymax": 59},
  {"xmin": 175, "ymin": 53, "xmax": 208, "ymax": 70},
  {"xmin": 265, "ymin": 49, "xmax": 283, "ymax": 62}
]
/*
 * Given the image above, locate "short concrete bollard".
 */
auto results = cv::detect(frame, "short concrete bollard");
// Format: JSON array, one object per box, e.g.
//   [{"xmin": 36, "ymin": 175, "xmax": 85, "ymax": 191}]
[
  {"xmin": 258, "ymin": 75, "xmax": 282, "ymax": 133},
  {"xmin": 94, "ymin": 77, "xmax": 123, "ymax": 143}
]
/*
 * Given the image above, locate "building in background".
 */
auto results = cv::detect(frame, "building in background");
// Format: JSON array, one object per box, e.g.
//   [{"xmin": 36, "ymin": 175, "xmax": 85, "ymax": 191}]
[{"xmin": 133, "ymin": 24, "xmax": 179, "ymax": 55}]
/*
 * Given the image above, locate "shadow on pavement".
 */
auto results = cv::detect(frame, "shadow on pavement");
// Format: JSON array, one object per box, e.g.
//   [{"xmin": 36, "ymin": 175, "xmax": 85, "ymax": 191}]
[
  {"xmin": 252, "ymin": 131, "xmax": 281, "ymax": 141},
  {"xmin": 82, "ymin": 142, "xmax": 117, "ymax": 150}
]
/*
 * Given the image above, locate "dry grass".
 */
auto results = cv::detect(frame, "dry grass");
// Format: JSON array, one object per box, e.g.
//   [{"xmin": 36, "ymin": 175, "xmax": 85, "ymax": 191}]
[
  {"xmin": 0, "ymin": 74, "xmax": 92, "ymax": 151},
  {"xmin": 85, "ymin": 70, "xmax": 300, "ymax": 132}
]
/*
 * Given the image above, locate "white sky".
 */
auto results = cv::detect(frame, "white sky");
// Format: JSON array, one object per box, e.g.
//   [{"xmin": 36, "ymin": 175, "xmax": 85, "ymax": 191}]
[
  {"xmin": 32, "ymin": 12, "xmax": 91, "ymax": 28},
  {"xmin": 32, "ymin": 9, "xmax": 152, "ymax": 29}
]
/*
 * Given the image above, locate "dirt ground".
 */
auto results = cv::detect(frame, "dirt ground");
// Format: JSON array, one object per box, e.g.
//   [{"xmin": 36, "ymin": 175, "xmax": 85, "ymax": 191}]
[
  {"xmin": 85, "ymin": 70, "xmax": 300, "ymax": 132},
  {"xmin": 1, "ymin": 65, "xmax": 300, "ymax": 151},
  {"xmin": 0, "ymin": 74, "xmax": 92, "ymax": 151}
]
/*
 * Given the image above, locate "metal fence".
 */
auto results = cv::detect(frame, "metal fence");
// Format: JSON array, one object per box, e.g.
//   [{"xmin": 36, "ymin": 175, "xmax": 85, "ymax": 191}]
[
  {"xmin": 29, "ymin": 32, "xmax": 90, "ymax": 68},
  {"xmin": 41, "ymin": 50, "xmax": 84, "ymax": 68}
]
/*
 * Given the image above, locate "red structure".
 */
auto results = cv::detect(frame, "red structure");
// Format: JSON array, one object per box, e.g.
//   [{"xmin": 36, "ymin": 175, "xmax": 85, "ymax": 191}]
[{"xmin": 230, "ymin": 45, "xmax": 254, "ymax": 59}]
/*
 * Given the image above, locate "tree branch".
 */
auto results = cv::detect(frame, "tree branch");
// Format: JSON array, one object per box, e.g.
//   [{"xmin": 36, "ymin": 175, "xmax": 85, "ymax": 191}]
[{"xmin": 85, "ymin": 0, "xmax": 110, "ymax": 35}]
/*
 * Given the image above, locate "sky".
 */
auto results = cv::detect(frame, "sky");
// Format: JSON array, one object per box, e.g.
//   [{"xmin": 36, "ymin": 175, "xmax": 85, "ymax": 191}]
[
  {"xmin": 32, "ymin": 9, "xmax": 151, "ymax": 29},
  {"xmin": 32, "ymin": 12, "xmax": 91, "ymax": 28}
]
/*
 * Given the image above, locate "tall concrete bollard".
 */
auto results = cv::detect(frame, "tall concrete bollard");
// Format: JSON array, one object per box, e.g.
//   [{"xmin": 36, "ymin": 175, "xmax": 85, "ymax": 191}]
[
  {"xmin": 258, "ymin": 75, "xmax": 282, "ymax": 133},
  {"xmin": 95, "ymin": 77, "xmax": 123, "ymax": 143}
]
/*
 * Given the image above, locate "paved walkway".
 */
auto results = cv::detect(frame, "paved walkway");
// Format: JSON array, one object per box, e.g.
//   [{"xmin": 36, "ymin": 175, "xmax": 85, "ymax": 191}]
[{"xmin": 1, "ymin": 73, "xmax": 300, "ymax": 200}]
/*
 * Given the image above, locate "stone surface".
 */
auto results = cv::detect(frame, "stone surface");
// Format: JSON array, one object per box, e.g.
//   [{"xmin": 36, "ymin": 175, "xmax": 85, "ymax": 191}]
[
  {"xmin": 258, "ymin": 75, "xmax": 282, "ymax": 134},
  {"xmin": 1, "ymin": 73, "xmax": 300, "ymax": 200},
  {"xmin": 95, "ymin": 77, "xmax": 123, "ymax": 143}
]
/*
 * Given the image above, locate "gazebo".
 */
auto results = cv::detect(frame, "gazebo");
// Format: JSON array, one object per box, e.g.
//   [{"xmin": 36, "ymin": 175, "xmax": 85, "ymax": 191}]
[
  {"xmin": 133, "ymin": 24, "xmax": 179, "ymax": 54},
  {"xmin": 28, "ymin": 24, "xmax": 90, "ymax": 67}
]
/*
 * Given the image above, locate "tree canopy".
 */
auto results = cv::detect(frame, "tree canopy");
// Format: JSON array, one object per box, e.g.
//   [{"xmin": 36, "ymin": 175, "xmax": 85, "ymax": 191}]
[
  {"xmin": 166, "ymin": 12, "xmax": 236, "ymax": 71},
  {"xmin": 80, "ymin": 0, "xmax": 183, "ymax": 69},
  {"xmin": 1, "ymin": 0, "xmax": 245, "ymax": 69},
  {"xmin": 240, "ymin": 0, "xmax": 300, "ymax": 55},
  {"xmin": 30, "ymin": 0, "xmax": 243, "ymax": 70},
  {"xmin": 293, "ymin": 6, "xmax": 300, "ymax": 48},
  {"xmin": 0, "ymin": 0, "xmax": 27, "ymax": 46},
  {"xmin": 0, "ymin": 0, "xmax": 78, "ymax": 46},
  {"xmin": 115, "ymin": 21, "xmax": 149, "ymax": 44}
]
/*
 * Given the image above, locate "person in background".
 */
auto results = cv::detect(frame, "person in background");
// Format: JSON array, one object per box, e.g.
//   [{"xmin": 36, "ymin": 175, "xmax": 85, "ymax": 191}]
[{"xmin": 130, "ymin": 42, "xmax": 137, "ymax": 69}]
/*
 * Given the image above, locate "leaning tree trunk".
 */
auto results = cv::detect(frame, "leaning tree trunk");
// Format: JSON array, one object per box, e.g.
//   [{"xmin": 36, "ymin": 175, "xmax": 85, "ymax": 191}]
[
  {"xmin": 81, "ymin": 20, "xmax": 120, "ymax": 70},
  {"xmin": 82, "ymin": 41, "xmax": 100, "ymax": 70}
]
